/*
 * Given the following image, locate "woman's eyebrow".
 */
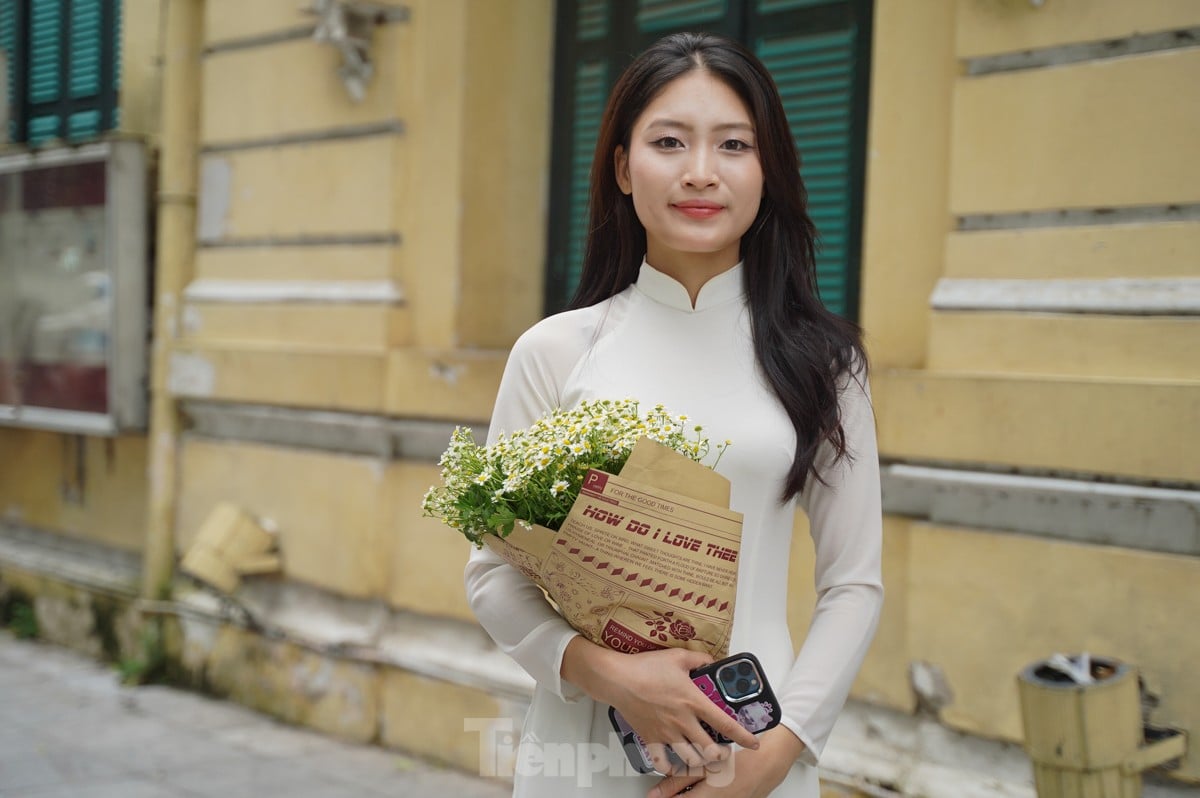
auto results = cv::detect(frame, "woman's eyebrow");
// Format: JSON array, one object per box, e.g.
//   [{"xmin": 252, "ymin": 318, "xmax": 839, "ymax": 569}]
[{"xmin": 643, "ymin": 118, "xmax": 755, "ymax": 133}]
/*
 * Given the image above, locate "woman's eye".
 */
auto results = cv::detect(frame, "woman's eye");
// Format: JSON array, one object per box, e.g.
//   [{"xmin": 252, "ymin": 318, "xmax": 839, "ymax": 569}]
[
  {"xmin": 652, "ymin": 136, "xmax": 683, "ymax": 149},
  {"xmin": 721, "ymin": 139, "xmax": 753, "ymax": 152}
]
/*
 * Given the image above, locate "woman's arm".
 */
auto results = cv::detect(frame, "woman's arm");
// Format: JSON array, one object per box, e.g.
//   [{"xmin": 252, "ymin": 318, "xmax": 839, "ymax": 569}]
[
  {"xmin": 776, "ymin": 368, "xmax": 885, "ymax": 765},
  {"xmin": 463, "ymin": 318, "xmax": 591, "ymax": 701}
]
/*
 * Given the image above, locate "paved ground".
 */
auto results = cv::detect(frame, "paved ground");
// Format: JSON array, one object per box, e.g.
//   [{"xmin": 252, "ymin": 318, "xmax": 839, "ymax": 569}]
[{"xmin": 0, "ymin": 631, "xmax": 511, "ymax": 798}]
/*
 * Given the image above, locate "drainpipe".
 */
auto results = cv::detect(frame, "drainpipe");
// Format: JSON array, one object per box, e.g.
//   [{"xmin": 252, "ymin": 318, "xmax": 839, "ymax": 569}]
[{"xmin": 142, "ymin": 0, "xmax": 204, "ymax": 599}]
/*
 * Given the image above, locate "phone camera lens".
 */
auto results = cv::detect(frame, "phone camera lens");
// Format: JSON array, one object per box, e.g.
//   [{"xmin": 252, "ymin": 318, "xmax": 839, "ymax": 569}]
[{"xmin": 714, "ymin": 659, "xmax": 762, "ymax": 701}]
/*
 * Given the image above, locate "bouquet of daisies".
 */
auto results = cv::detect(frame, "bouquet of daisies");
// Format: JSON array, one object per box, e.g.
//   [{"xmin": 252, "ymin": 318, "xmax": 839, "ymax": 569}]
[
  {"xmin": 424, "ymin": 399, "xmax": 744, "ymax": 658},
  {"xmin": 422, "ymin": 398, "xmax": 727, "ymax": 545}
]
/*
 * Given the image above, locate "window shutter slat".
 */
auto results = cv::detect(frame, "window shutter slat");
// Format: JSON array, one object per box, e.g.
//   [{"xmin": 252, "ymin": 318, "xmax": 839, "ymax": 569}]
[
  {"xmin": 756, "ymin": 27, "xmax": 857, "ymax": 316},
  {"xmin": 28, "ymin": 1, "xmax": 62, "ymax": 106},
  {"xmin": 636, "ymin": 0, "xmax": 727, "ymax": 33},
  {"xmin": 565, "ymin": 59, "xmax": 609, "ymax": 294},
  {"xmin": 0, "ymin": 0, "xmax": 16, "ymax": 140},
  {"xmin": 70, "ymin": 0, "xmax": 103, "ymax": 99},
  {"xmin": 578, "ymin": 0, "xmax": 609, "ymax": 41},
  {"xmin": 758, "ymin": 0, "xmax": 831, "ymax": 11}
]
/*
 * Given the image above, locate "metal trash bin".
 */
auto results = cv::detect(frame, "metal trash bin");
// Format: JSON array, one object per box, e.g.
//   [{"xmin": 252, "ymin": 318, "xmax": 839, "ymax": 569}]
[{"xmin": 1017, "ymin": 654, "xmax": 1187, "ymax": 798}]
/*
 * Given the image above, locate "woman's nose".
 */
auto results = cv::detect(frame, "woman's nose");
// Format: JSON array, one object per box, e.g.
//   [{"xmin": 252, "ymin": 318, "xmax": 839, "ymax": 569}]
[{"xmin": 682, "ymin": 151, "xmax": 718, "ymax": 187}]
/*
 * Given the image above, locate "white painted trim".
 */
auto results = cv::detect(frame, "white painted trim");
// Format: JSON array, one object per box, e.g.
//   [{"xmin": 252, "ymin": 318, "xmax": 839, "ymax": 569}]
[
  {"xmin": 930, "ymin": 277, "xmax": 1200, "ymax": 314},
  {"xmin": 0, "ymin": 406, "xmax": 116, "ymax": 435},
  {"xmin": 0, "ymin": 140, "xmax": 111, "ymax": 171},
  {"xmin": 184, "ymin": 278, "xmax": 404, "ymax": 304}
]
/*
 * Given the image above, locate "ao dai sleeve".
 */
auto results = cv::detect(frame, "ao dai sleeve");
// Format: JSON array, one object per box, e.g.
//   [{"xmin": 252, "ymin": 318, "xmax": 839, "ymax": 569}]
[
  {"xmin": 778, "ymin": 369, "xmax": 884, "ymax": 765},
  {"xmin": 462, "ymin": 317, "xmax": 589, "ymax": 703}
]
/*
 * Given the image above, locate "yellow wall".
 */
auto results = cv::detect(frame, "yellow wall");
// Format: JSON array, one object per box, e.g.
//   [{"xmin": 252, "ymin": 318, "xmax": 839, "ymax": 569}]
[
  {"xmin": 0, "ymin": 428, "xmax": 147, "ymax": 552},
  {"xmin": 857, "ymin": 0, "xmax": 956, "ymax": 369},
  {"xmin": 857, "ymin": 0, "xmax": 1200, "ymax": 781},
  {"xmin": 175, "ymin": 0, "xmax": 551, "ymax": 418},
  {"xmin": 170, "ymin": 0, "xmax": 554, "ymax": 615},
  {"xmin": 789, "ymin": 519, "xmax": 1200, "ymax": 743},
  {"xmin": 117, "ymin": 0, "xmax": 163, "ymax": 141},
  {"xmin": 949, "ymin": 49, "xmax": 1200, "ymax": 215}
]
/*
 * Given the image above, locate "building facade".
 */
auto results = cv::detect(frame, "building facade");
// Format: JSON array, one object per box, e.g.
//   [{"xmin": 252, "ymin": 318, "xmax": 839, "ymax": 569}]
[{"xmin": 0, "ymin": 0, "xmax": 1196, "ymax": 793}]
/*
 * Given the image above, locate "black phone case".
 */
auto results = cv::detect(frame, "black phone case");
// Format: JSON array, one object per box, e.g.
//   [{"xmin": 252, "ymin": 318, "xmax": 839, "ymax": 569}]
[{"xmin": 607, "ymin": 652, "xmax": 782, "ymax": 775}]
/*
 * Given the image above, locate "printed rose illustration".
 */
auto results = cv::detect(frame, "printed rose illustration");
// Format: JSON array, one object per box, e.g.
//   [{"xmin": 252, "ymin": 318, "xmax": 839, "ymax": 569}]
[
  {"xmin": 641, "ymin": 610, "xmax": 696, "ymax": 643},
  {"xmin": 643, "ymin": 610, "xmax": 675, "ymax": 642},
  {"xmin": 625, "ymin": 607, "xmax": 717, "ymax": 648},
  {"xmin": 669, "ymin": 618, "xmax": 696, "ymax": 641}
]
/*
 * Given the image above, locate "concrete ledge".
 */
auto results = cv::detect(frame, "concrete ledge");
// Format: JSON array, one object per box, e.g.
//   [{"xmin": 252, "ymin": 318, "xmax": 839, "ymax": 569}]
[
  {"xmin": 0, "ymin": 523, "xmax": 141, "ymax": 596},
  {"xmin": 882, "ymin": 463, "xmax": 1200, "ymax": 556},
  {"xmin": 182, "ymin": 400, "xmax": 481, "ymax": 460}
]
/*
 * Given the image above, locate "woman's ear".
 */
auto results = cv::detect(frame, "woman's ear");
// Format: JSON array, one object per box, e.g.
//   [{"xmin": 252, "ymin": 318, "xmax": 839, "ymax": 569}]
[{"xmin": 614, "ymin": 146, "xmax": 632, "ymax": 196}]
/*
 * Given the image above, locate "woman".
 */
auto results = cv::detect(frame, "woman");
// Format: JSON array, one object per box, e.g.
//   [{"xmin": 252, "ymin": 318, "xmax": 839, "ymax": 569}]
[{"xmin": 465, "ymin": 32, "xmax": 882, "ymax": 798}]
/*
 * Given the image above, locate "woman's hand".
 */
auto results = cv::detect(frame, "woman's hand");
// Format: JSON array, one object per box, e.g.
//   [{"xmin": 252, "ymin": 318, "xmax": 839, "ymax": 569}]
[
  {"xmin": 560, "ymin": 639, "xmax": 760, "ymax": 771},
  {"xmin": 648, "ymin": 726, "xmax": 806, "ymax": 798}
]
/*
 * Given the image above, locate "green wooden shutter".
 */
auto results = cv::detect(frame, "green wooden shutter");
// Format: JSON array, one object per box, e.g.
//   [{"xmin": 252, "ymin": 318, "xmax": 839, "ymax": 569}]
[
  {"xmin": 27, "ymin": 0, "xmax": 64, "ymax": 141},
  {"xmin": 12, "ymin": 0, "xmax": 121, "ymax": 145},
  {"xmin": 636, "ymin": 0, "xmax": 727, "ymax": 33},
  {"xmin": 565, "ymin": 59, "xmax": 609, "ymax": 293},
  {"xmin": 111, "ymin": 0, "xmax": 120, "ymax": 127},
  {"xmin": 0, "ymin": 0, "xmax": 16, "ymax": 141},
  {"xmin": 67, "ymin": 0, "xmax": 102, "ymax": 137},
  {"xmin": 756, "ymin": 27, "xmax": 857, "ymax": 316},
  {"xmin": 759, "ymin": 0, "xmax": 830, "ymax": 11},
  {"xmin": 545, "ymin": 0, "xmax": 615, "ymax": 307}
]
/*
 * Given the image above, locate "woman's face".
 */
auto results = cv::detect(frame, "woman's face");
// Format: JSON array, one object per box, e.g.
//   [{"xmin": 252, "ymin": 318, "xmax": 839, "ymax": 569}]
[{"xmin": 615, "ymin": 69, "xmax": 763, "ymax": 278}]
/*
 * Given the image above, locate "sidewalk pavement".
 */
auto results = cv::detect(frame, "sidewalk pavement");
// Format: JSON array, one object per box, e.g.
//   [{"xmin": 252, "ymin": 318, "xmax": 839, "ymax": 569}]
[{"xmin": 0, "ymin": 631, "xmax": 511, "ymax": 798}]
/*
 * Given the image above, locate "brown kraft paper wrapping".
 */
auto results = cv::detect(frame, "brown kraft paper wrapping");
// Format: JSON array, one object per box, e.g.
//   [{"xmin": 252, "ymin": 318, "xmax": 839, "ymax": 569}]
[{"xmin": 485, "ymin": 438, "xmax": 743, "ymax": 658}]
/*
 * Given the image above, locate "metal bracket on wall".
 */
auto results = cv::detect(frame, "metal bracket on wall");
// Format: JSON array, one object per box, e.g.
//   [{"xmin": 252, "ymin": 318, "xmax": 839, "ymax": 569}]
[{"xmin": 304, "ymin": 1, "xmax": 410, "ymax": 102}]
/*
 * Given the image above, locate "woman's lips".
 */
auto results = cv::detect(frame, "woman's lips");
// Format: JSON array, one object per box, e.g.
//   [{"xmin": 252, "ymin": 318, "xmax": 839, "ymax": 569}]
[{"xmin": 672, "ymin": 200, "xmax": 723, "ymax": 219}]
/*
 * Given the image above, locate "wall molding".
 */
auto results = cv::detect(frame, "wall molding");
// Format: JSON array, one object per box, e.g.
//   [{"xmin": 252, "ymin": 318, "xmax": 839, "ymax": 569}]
[
  {"xmin": 929, "ymin": 277, "xmax": 1200, "ymax": 315},
  {"xmin": 882, "ymin": 463, "xmax": 1200, "ymax": 556},
  {"xmin": 198, "ymin": 233, "xmax": 402, "ymax": 249},
  {"xmin": 0, "ymin": 523, "xmax": 141, "ymax": 595},
  {"xmin": 965, "ymin": 27, "xmax": 1200, "ymax": 76},
  {"xmin": 184, "ymin": 278, "xmax": 404, "ymax": 305},
  {"xmin": 182, "ymin": 401, "xmax": 481, "ymax": 460},
  {"xmin": 956, "ymin": 204, "xmax": 1200, "ymax": 232},
  {"xmin": 201, "ymin": 120, "xmax": 405, "ymax": 154},
  {"xmin": 204, "ymin": 6, "xmax": 411, "ymax": 55},
  {"xmin": 0, "ymin": 406, "xmax": 116, "ymax": 435}
]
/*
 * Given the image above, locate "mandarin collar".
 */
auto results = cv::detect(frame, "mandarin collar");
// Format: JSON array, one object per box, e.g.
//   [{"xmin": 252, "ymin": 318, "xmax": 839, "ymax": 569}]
[{"xmin": 634, "ymin": 259, "xmax": 745, "ymax": 312}]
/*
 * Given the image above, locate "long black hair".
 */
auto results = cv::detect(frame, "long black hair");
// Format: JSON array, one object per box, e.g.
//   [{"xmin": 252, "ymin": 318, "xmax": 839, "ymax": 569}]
[{"xmin": 569, "ymin": 31, "xmax": 866, "ymax": 501}]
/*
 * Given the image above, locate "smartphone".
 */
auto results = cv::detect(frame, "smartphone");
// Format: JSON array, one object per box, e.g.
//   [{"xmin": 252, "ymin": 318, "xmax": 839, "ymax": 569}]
[{"xmin": 608, "ymin": 652, "xmax": 782, "ymax": 775}]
